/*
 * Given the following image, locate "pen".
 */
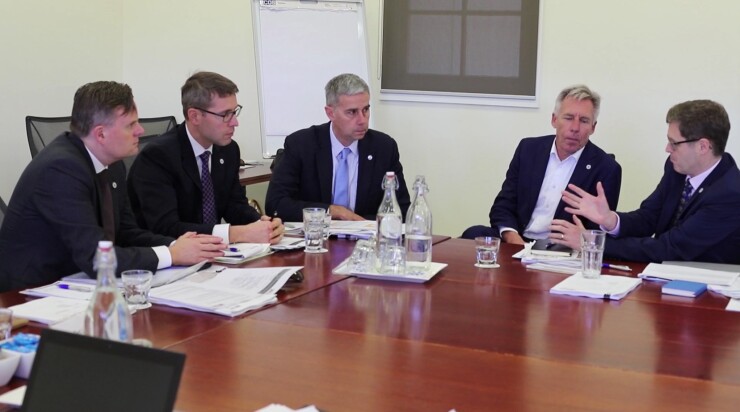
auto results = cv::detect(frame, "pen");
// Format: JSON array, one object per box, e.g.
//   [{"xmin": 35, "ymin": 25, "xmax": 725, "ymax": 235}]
[
  {"xmin": 229, "ymin": 247, "xmax": 240, "ymax": 252},
  {"xmin": 58, "ymin": 283, "xmax": 93, "ymax": 293},
  {"xmin": 603, "ymin": 263, "xmax": 632, "ymax": 272}
]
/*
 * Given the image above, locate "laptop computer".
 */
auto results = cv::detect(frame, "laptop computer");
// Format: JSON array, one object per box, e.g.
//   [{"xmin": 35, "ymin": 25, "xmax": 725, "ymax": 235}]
[{"xmin": 21, "ymin": 329, "xmax": 185, "ymax": 412}]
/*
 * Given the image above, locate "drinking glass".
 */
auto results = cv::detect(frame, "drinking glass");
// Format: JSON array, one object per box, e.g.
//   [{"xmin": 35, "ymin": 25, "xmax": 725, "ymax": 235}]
[
  {"xmin": 303, "ymin": 207, "xmax": 327, "ymax": 253},
  {"xmin": 581, "ymin": 230, "xmax": 606, "ymax": 279},
  {"xmin": 474, "ymin": 236, "xmax": 500, "ymax": 268}
]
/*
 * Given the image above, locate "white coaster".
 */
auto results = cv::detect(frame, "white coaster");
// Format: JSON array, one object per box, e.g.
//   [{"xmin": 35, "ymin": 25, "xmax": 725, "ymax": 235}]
[
  {"xmin": 304, "ymin": 248, "xmax": 329, "ymax": 254},
  {"xmin": 475, "ymin": 263, "xmax": 500, "ymax": 269}
]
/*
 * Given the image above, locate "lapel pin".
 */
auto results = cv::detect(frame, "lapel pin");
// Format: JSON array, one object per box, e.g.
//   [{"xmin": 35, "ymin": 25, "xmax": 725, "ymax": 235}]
[
  {"xmin": 367, "ymin": 155, "xmax": 373, "ymax": 161},
  {"xmin": 698, "ymin": 188, "xmax": 704, "ymax": 194},
  {"xmin": 112, "ymin": 182, "xmax": 117, "ymax": 189},
  {"xmin": 586, "ymin": 164, "xmax": 592, "ymax": 170},
  {"xmin": 219, "ymin": 158, "xmax": 224, "ymax": 165}
]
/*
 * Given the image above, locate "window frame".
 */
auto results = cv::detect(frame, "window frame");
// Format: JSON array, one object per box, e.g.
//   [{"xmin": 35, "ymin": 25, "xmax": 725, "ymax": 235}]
[{"xmin": 379, "ymin": 0, "xmax": 543, "ymax": 108}]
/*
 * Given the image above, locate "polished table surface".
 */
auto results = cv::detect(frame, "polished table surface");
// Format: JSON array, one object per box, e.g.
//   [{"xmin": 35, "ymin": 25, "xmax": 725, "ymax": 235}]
[
  {"xmin": 3, "ymin": 237, "xmax": 740, "ymax": 411},
  {"xmin": 169, "ymin": 239, "xmax": 740, "ymax": 411},
  {"xmin": 238, "ymin": 163, "xmax": 272, "ymax": 186}
]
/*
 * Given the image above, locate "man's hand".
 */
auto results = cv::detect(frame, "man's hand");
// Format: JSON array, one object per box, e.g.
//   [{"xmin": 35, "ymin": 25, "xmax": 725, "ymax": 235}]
[
  {"xmin": 548, "ymin": 216, "xmax": 587, "ymax": 250},
  {"xmin": 230, "ymin": 217, "xmax": 285, "ymax": 244},
  {"xmin": 501, "ymin": 231, "xmax": 525, "ymax": 245},
  {"xmin": 562, "ymin": 182, "xmax": 617, "ymax": 230},
  {"xmin": 169, "ymin": 232, "xmax": 226, "ymax": 266},
  {"xmin": 328, "ymin": 205, "xmax": 364, "ymax": 221}
]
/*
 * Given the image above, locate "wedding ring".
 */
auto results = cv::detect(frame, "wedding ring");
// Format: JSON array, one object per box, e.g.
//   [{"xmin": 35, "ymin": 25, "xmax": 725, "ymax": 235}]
[{"xmin": 560, "ymin": 234, "xmax": 564, "ymax": 240}]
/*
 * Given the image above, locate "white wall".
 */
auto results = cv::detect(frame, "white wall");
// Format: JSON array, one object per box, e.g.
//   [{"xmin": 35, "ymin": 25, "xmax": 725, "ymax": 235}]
[
  {"xmin": 2, "ymin": 0, "xmax": 740, "ymax": 237},
  {"xmin": 0, "ymin": 0, "xmax": 124, "ymax": 203}
]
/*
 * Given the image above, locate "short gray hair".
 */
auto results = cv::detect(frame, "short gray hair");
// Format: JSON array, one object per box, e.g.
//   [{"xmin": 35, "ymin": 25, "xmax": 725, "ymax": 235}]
[
  {"xmin": 325, "ymin": 73, "xmax": 369, "ymax": 106},
  {"xmin": 553, "ymin": 85, "xmax": 601, "ymax": 122}
]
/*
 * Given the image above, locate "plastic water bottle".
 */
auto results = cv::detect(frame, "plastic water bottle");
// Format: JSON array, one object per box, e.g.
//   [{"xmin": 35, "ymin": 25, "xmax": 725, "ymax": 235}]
[
  {"xmin": 405, "ymin": 176, "xmax": 432, "ymax": 274},
  {"xmin": 83, "ymin": 240, "xmax": 133, "ymax": 342},
  {"xmin": 376, "ymin": 172, "xmax": 403, "ymax": 268}
]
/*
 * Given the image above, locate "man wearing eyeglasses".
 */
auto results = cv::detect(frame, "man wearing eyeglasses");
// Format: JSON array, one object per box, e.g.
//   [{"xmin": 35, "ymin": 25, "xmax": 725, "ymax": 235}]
[
  {"xmin": 552, "ymin": 100, "xmax": 740, "ymax": 263},
  {"xmin": 128, "ymin": 71, "xmax": 284, "ymax": 244}
]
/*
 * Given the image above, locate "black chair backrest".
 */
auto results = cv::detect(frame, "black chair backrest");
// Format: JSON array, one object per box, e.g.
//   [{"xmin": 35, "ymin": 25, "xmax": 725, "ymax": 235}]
[
  {"xmin": 0, "ymin": 195, "xmax": 7, "ymax": 230},
  {"xmin": 122, "ymin": 116, "xmax": 178, "ymax": 175},
  {"xmin": 25, "ymin": 116, "xmax": 72, "ymax": 158}
]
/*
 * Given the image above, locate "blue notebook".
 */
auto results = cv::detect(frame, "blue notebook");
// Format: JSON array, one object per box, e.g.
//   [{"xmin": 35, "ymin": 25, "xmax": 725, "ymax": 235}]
[{"xmin": 662, "ymin": 280, "xmax": 707, "ymax": 297}]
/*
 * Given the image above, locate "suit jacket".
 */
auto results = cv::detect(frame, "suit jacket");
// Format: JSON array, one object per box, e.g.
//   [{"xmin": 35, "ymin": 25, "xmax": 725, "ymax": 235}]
[
  {"xmin": 265, "ymin": 122, "xmax": 411, "ymax": 222},
  {"xmin": 0, "ymin": 133, "xmax": 173, "ymax": 291},
  {"xmin": 490, "ymin": 135, "xmax": 622, "ymax": 237},
  {"xmin": 128, "ymin": 123, "xmax": 261, "ymax": 238},
  {"xmin": 606, "ymin": 153, "xmax": 740, "ymax": 263}
]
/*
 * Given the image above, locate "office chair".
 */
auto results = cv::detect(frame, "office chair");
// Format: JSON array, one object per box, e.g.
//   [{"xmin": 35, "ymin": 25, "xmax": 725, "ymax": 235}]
[
  {"xmin": 122, "ymin": 116, "xmax": 178, "ymax": 175},
  {"xmin": 25, "ymin": 116, "xmax": 72, "ymax": 158}
]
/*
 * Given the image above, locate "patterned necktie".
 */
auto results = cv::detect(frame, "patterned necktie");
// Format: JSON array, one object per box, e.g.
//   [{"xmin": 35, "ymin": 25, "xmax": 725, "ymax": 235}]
[
  {"xmin": 672, "ymin": 179, "xmax": 693, "ymax": 226},
  {"xmin": 96, "ymin": 169, "xmax": 115, "ymax": 241},
  {"xmin": 199, "ymin": 151, "xmax": 217, "ymax": 225},
  {"xmin": 333, "ymin": 147, "xmax": 351, "ymax": 208}
]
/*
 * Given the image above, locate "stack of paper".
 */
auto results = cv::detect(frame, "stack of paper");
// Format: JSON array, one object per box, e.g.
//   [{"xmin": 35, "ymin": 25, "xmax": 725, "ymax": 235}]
[
  {"xmin": 270, "ymin": 237, "xmax": 305, "ymax": 251},
  {"xmin": 639, "ymin": 263, "xmax": 739, "ymax": 286},
  {"xmin": 9, "ymin": 297, "xmax": 89, "ymax": 325},
  {"xmin": 285, "ymin": 220, "xmax": 379, "ymax": 239},
  {"xmin": 550, "ymin": 273, "xmax": 642, "ymax": 300},
  {"xmin": 215, "ymin": 243, "xmax": 272, "ymax": 264},
  {"xmin": 149, "ymin": 266, "xmax": 301, "ymax": 317}
]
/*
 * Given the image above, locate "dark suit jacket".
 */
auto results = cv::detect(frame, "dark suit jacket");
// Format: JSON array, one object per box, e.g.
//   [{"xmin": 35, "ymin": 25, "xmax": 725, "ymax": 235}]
[
  {"xmin": 265, "ymin": 122, "xmax": 410, "ymax": 222},
  {"xmin": 128, "ymin": 123, "xmax": 261, "ymax": 238},
  {"xmin": 0, "ymin": 133, "xmax": 173, "ymax": 291},
  {"xmin": 606, "ymin": 154, "xmax": 740, "ymax": 263},
  {"xmin": 490, "ymin": 135, "xmax": 622, "ymax": 237}
]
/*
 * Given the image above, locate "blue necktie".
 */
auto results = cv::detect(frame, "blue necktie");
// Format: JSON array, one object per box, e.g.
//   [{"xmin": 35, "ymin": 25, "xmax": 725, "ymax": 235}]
[
  {"xmin": 672, "ymin": 179, "xmax": 693, "ymax": 226},
  {"xmin": 199, "ymin": 151, "xmax": 218, "ymax": 225},
  {"xmin": 333, "ymin": 148, "xmax": 351, "ymax": 208}
]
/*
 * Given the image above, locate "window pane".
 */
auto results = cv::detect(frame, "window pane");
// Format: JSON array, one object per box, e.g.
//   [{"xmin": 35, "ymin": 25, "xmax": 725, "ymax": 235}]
[
  {"xmin": 409, "ymin": 0, "xmax": 462, "ymax": 12},
  {"xmin": 465, "ymin": 16, "xmax": 521, "ymax": 77},
  {"xmin": 408, "ymin": 15, "xmax": 462, "ymax": 75},
  {"xmin": 468, "ymin": 0, "xmax": 521, "ymax": 12}
]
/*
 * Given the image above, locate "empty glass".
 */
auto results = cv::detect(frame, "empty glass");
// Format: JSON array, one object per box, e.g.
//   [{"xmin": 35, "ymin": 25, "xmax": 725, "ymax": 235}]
[
  {"xmin": 303, "ymin": 207, "xmax": 327, "ymax": 253},
  {"xmin": 474, "ymin": 236, "xmax": 501, "ymax": 268},
  {"xmin": 121, "ymin": 270, "xmax": 153, "ymax": 309},
  {"xmin": 349, "ymin": 239, "xmax": 377, "ymax": 273}
]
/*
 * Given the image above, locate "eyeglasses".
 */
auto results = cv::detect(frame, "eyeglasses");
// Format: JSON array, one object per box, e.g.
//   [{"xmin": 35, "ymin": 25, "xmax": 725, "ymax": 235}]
[
  {"xmin": 667, "ymin": 138, "xmax": 699, "ymax": 150},
  {"xmin": 195, "ymin": 105, "xmax": 242, "ymax": 123}
]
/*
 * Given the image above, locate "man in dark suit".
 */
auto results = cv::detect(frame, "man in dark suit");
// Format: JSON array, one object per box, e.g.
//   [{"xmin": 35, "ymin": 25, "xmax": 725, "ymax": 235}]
[
  {"xmin": 128, "ymin": 72, "xmax": 283, "ymax": 244},
  {"xmin": 463, "ymin": 85, "xmax": 622, "ymax": 244},
  {"xmin": 265, "ymin": 73, "xmax": 410, "ymax": 222},
  {"xmin": 0, "ymin": 81, "xmax": 226, "ymax": 291},
  {"xmin": 555, "ymin": 99, "xmax": 740, "ymax": 263}
]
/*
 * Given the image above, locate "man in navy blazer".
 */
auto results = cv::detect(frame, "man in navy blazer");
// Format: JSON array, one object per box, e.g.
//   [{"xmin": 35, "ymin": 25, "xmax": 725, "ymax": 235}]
[
  {"xmin": 266, "ymin": 73, "xmax": 410, "ymax": 222},
  {"xmin": 128, "ymin": 72, "xmax": 283, "ymax": 244},
  {"xmin": 0, "ymin": 81, "xmax": 225, "ymax": 291},
  {"xmin": 556, "ymin": 99, "xmax": 740, "ymax": 263},
  {"xmin": 463, "ymin": 85, "xmax": 622, "ymax": 243}
]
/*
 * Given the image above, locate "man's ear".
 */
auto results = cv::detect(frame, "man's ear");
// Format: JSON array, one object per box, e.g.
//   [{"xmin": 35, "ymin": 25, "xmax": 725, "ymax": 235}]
[
  {"xmin": 325, "ymin": 105, "xmax": 335, "ymax": 121},
  {"xmin": 92, "ymin": 124, "xmax": 106, "ymax": 143}
]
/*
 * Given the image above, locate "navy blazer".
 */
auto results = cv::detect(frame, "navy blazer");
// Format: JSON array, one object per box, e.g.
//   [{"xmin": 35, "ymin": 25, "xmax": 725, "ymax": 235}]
[
  {"xmin": 490, "ymin": 135, "xmax": 622, "ymax": 237},
  {"xmin": 265, "ymin": 122, "xmax": 410, "ymax": 222},
  {"xmin": 606, "ymin": 153, "xmax": 740, "ymax": 263},
  {"xmin": 0, "ymin": 133, "xmax": 172, "ymax": 291},
  {"xmin": 128, "ymin": 123, "xmax": 261, "ymax": 238}
]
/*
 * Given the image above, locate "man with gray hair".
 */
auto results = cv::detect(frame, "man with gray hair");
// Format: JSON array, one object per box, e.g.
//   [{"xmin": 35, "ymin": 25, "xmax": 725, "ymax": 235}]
[
  {"xmin": 266, "ymin": 73, "xmax": 410, "ymax": 222},
  {"xmin": 462, "ymin": 85, "xmax": 622, "ymax": 243},
  {"xmin": 554, "ymin": 99, "xmax": 740, "ymax": 263}
]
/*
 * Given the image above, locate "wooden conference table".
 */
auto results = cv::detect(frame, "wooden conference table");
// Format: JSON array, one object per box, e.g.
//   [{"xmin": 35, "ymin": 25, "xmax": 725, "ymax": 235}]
[
  {"xmin": 238, "ymin": 163, "xmax": 272, "ymax": 186},
  {"xmin": 4, "ymin": 236, "xmax": 740, "ymax": 411}
]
